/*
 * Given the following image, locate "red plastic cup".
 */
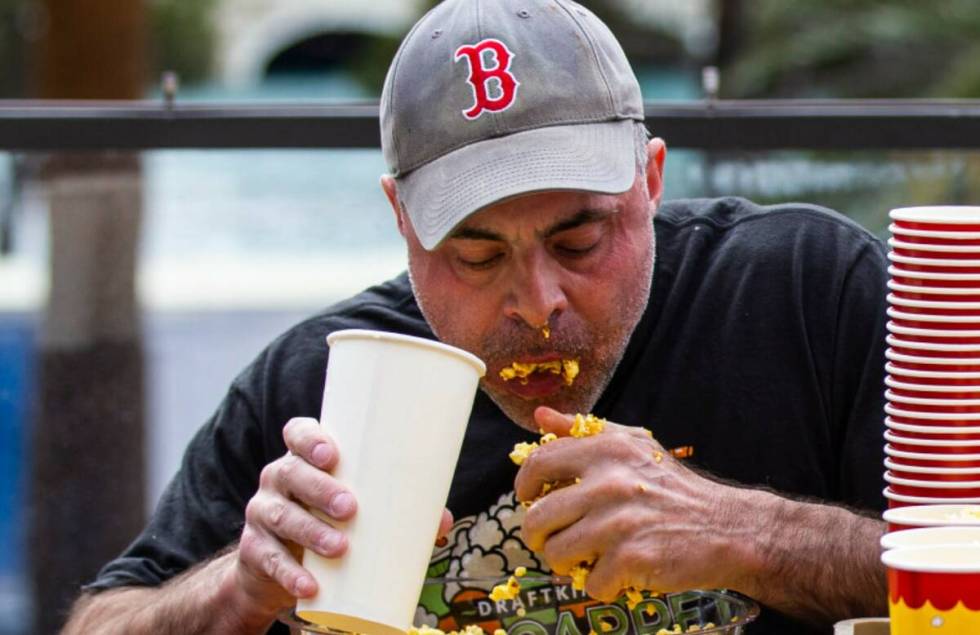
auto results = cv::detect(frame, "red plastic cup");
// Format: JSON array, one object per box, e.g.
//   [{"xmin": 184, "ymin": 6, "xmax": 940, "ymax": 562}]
[
  {"xmin": 884, "ymin": 487, "xmax": 980, "ymax": 506},
  {"xmin": 890, "ymin": 223, "xmax": 980, "ymax": 245},
  {"xmin": 885, "ymin": 473, "xmax": 980, "ymax": 497},
  {"xmin": 888, "ymin": 307, "xmax": 980, "ymax": 330},
  {"xmin": 885, "ymin": 430, "xmax": 980, "ymax": 454},
  {"xmin": 886, "ymin": 419, "xmax": 980, "ymax": 442}
]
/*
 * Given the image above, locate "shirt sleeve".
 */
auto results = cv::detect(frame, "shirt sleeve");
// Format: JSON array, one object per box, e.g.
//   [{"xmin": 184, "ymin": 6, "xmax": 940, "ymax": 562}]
[
  {"xmin": 831, "ymin": 239, "xmax": 889, "ymax": 512},
  {"xmin": 83, "ymin": 386, "xmax": 268, "ymax": 592}
]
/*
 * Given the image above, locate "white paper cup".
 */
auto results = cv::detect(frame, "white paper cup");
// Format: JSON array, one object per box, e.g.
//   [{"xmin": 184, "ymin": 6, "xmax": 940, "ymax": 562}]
[
  {"xmin": 889, "ymin": 224, "xmax": 980, "ymax": 241},
  {"xmin": 881, "ymin": 526, "xmax": 980, "ymax": 550},
  {"xmin": 891, "ymin": 206, "xmax": 980, "ymax": 224},
  {"xmin": 295, "ymin": 330, "xmax": 485, "ymax": 635},
  {"xmin": 883, "ymin": 504, "xmax": 980, "ymax": 530},
  {"xmin": 890, "ymin": 265, "xmax": 980, "ymax": 281}
]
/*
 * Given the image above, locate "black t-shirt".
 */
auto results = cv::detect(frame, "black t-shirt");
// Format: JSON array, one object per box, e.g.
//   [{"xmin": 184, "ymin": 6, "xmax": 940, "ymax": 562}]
[{"xmin": 86, "ymin": 197, "xmax": 888, "ymax": 635}]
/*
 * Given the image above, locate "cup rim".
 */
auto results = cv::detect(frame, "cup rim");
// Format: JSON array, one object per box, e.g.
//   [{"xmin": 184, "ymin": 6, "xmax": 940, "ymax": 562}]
[
  {"xmin": 890, "ymin": 223, "xmax": 980, "ymax": 240},
  {"xmin": 889, "ymin": 280, "xmax": 980, "ymax": 296},
  {"xmin": 889, "ymin": 252, "xmax": 980, "ymax": 267},
  {"xmin": 886, "ymin": 446, "xmax": 980, "ymax": 461},
  {"xmin": 884, "ymin": 486, "xmax": 980, "ymax": 503},
  {"xmin": 886, "ymin": 361, "xmax": 980, "ymax": 379},
  {"xmin": 886, "ymin": 389, "xmax": 980, "ymax": 407},
  {"xmin": 883, "ymin": 503, "xmax": 980, "ymax": 525},
  {"xmin": 886, "ymin": 375, "xmax": 980, "ymax": 393},
  {"xmin": 892, "ymin": 207, "xmax": 980, "ymax": 224},
  {"xmin": 889, "ymin": 307, "xmax": 980, "ymax": 324},
  {"xmin": 885, "ymin": 458, "xmax": 980, "ymax": 474},
  {"xmin": 888, "ymin": 293, "xmax": 980, "ymax": 310},
  {"xmin": 886, "ymin": 349, "xmax": 980, "ymax": 367},
  {"xmin": 880, "ymin": 526, "xmax": 980, "ymax": 550},
  {"xmin": 890, "ymin": 265, "xmax": 980, "ymax": 281},
  {"xmin": 886, "ymin": 429, "xmax": 980, "ymax": 447},
  {"xmin": 890, "ymin": 237, "xmax": 980, "ymax": 253},
  {"xmin": 886, "ymin": 417, "xmax": 980, "ymax": 434},
  {"xmin": 882, "ymin": 544, "xmax": 980, "ymax": 572},
  {"xmin": 885, "ymin": 472, "xmax": 980, "ymax": 488},
  {"xmin": 326, "ymin": 329, "xmax": 486, "ymax": 376},
  {"xmin": 888, "ymin": 321, "xmax": 980, "ymax": 338},
  {"xmin": 887, "ymin": 335, "xmax": 980, "ymax": 353},
  {"xmin": 887, "ymin": 403, "xmax": 980, "ymax": 420}
]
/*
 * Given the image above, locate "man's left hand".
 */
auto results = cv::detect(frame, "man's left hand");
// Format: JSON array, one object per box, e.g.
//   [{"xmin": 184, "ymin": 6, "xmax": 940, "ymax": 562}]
[{"xmin": 516, "ymin": 406, "xmax": 758, "ymax": 602}]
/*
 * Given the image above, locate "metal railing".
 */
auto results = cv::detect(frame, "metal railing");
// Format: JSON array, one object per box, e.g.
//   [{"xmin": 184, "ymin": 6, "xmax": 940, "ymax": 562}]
[{"xmin": 3, "ymin": 99, "xmax": 980, "ymax": 150}]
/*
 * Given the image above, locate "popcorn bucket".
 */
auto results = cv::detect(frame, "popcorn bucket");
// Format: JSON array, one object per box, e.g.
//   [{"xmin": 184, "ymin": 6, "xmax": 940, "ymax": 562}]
[{"xmin": 882, "ymin": 545, "xmax": 980, "ymax": 634}]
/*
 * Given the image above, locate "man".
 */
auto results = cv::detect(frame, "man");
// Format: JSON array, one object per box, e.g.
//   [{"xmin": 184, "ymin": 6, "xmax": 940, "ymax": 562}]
[{"xmin": 64, "ymin": 0, "xmax": 889, "ymax": 633}]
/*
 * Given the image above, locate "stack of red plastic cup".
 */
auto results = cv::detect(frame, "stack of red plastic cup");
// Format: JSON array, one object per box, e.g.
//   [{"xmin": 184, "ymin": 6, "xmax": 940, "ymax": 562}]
[{"xmin": 884, "ymin": 207, "xmax": 980, "ymax": 508}]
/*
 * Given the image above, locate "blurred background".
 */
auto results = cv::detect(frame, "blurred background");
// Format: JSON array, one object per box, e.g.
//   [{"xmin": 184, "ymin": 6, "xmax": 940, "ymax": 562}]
[{"xmin": 3, "ymin": 0, "xmax": 980, "ymax": 632}]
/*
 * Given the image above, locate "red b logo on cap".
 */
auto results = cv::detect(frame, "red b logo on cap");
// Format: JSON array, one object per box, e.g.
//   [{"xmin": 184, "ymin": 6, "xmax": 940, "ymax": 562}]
[{"xmin": 454, "ymin": 39, "xmax": 520, "ymax": 120}]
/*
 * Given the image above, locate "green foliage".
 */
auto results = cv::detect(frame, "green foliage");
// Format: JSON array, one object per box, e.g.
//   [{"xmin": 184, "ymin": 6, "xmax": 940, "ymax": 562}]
[
  {"xmin": 150, "ymin": 0, "xmax": 217, "ymax": 86},
  {"xmin": 722, "ymin": 0, "xmax": 980, "ymax": 98}
]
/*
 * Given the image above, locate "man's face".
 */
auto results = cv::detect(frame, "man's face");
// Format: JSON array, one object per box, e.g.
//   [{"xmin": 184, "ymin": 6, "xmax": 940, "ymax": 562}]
[{"xmin": 388, "ymin": 167, "xmax": 658, "ymax": 431}]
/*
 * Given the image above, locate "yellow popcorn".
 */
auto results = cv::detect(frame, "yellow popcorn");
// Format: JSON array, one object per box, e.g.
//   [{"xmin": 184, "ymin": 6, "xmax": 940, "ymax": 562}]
[
  {"xmin": 636, "ymin": 483, "xmax": 648, "ymax": 493},
  {"xmin": 489, "ymin": 575, "xmax": 521, "ymax": 602},
  {"xmin": 516, "ymin": 608, "xmax": 526, "ymax": 617},
  {"xmin": 542, "ymin": 326, "xmax": 551, "ymax": 340},
  {"xmin": 515, "ymin": 566, "xmax": 527, "ymax": 577},
  {"xmin": 493, "ymin": 630, "xmax": 507, "ymax": 635},
  {"xmin": 408, "ymin": 627, "xmax": 445, "ymax": 635},
  {"xmin": 599, "ymin": 621, "xmax": 614, "ymax": 632},
  {"xmin": 499, "ymin": 359, "xmax": 579, "ymax": 386},
  {"xmin": 569, "ymin": 563, "xmax": 592, "ymax": 591},
  {"xmin": 570, "ymin": 413, "xmax": 606, "ymax": 438},
  {"xmin": 624, "ymin": 587, "xmax": 644, "ymax": 610},
  {"xmin": 509, "ymin": 442, "xmax": 539, "ymax": 466},
  {"xmin": 539, "ymin": 433, "xmax": 558, "ymax": 445},
  {"xmin": 654, "ymin": 451, "xmax": 663, "ymax": 464}
]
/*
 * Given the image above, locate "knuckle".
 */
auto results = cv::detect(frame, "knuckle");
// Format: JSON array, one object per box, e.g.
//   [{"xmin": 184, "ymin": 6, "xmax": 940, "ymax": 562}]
[
  {"xmin": 268, "ymin": 500, "xmax": 288, "ymax": 528},
  {"xmin": 263, "ymin": 549, "xmax": 284, "ymax": 580}
]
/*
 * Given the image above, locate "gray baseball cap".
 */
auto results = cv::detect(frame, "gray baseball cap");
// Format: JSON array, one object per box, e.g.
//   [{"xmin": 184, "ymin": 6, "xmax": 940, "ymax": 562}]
[{"xmin": 380, "ymin": 0, "xmax": 645, "ymax": 250}]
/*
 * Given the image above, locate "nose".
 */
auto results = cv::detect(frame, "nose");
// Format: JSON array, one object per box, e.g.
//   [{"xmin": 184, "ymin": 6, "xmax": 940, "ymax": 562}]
[{"xmin": 503, "ymin": 251, "xmax": 568, "ymax": 329}]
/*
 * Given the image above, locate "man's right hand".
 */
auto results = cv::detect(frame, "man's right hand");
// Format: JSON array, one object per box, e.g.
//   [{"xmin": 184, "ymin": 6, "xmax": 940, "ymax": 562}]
[{"xmin": 231, "ymin": 416, "xmax": 357, "ymax": 621}]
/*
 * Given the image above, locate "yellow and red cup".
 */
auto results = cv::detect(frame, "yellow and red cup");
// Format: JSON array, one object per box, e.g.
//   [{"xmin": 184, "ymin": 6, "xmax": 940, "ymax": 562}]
[{"xmin": 882, "ymin": 544, "xmax": 980, "ymax": 634}]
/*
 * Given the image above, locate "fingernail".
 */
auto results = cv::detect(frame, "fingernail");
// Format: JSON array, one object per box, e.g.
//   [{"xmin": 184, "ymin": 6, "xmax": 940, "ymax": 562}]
[
  {"xmin": 295, "ymin": 575, "xmax": 316, "ymax": 597},
  {"xmin": 318, "ymin": 531, "xmax": 343, "ymax": 554},
  {"xmin": 312, "ymin": 443, "xmax": 332, "ymax": 467},
  {"xmin": 329, "ymin": 492, "xmax": 355, "ymax": 517}
]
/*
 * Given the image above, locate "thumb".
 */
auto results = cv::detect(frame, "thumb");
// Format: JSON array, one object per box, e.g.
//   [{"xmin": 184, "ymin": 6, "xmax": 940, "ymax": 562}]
[{"xmin": 533, "ymin": 406, "xmax": 575, "ymax": 437}]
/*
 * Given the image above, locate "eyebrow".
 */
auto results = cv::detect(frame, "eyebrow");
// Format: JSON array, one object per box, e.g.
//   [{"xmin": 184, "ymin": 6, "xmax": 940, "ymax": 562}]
[{"xmin": 449, "ymin": 208, "xmax": 612, "ymax": 242}]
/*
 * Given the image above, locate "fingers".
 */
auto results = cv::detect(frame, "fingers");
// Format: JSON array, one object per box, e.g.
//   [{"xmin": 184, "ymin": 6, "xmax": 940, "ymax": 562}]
[
  {"xmin": 438, "ymin": 508, "xmax": 454, "ymax": 540},
  {"xmin": 282, "ymin": 417, "xmax": 339, "ymax": 471},
  {"xmin": 534, "ymin": 406, "xmax": 574, "ymax": 436},
  {"xmin": 238, "ymin": 523, "xmax": 318, "ymax": 600},
  {"xmin": 521, "ymin": 484, "xmax": 587, "ymax": 552},
  {"xmin": 586, "ymin": 549, "xmax": 632, "ymax": 603},
  {"xmin": 245, "ymin": 493, "xmax": 349, "ymax": 559},
  {"xmin": 260, "ymin": 451, "xmax": 357, "ymax": 521}
]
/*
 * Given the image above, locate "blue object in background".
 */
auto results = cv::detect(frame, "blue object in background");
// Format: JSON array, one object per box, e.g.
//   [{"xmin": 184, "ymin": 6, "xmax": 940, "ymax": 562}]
[{"xmin": 0, "ymin": 314, "xmax": 35, "ymax": 633}]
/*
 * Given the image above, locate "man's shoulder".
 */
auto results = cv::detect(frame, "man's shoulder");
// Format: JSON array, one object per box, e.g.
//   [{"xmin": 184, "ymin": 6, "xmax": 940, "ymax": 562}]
[
  {"xmin": 229, "ymin": 273, "xmax": 432, "ymax": 410},
  {"xmin": 659, "ymin": 196, "xmax": 879, "ymax": 243}
]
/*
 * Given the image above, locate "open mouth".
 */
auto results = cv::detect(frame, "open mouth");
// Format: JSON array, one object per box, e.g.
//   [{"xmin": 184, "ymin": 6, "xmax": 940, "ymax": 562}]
[{"xmin": 499, "ymin": 359, "xmax": 580, "ymax": 386}]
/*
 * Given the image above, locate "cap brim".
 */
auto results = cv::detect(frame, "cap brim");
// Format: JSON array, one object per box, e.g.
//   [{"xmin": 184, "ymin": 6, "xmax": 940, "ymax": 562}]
[{"xmin": 397, "ymin": 119, "xmax": 638, "ymax": 250}]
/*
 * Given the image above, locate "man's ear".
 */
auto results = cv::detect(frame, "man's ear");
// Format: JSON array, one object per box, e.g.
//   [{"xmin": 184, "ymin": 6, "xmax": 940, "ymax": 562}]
[
  {"xmin": 645, "ymin": 138, "xmax": 667, "ymax": 209},
  {"xmin": 381, "ymin": 175, "xmax": 407, "ymax": 237}
]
